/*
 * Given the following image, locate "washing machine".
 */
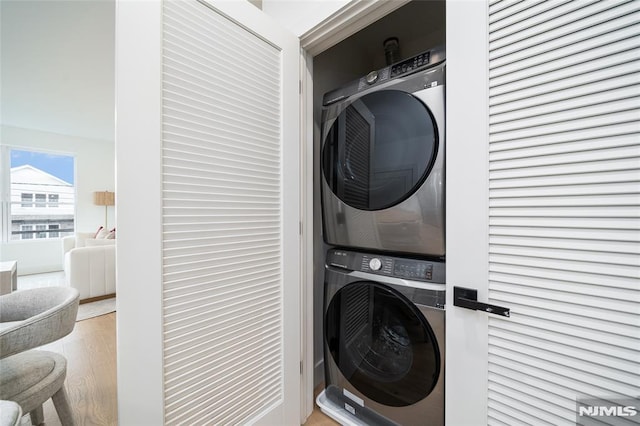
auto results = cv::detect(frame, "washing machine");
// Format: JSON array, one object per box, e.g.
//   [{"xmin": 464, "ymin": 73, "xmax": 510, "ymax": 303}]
[
  {"xmin": 321, "ymin": 46, "xmax": 445, "ymax": 258},
  {"xmin": 319, "ymin": 248, "xmax": 445, "ymax": 426}
]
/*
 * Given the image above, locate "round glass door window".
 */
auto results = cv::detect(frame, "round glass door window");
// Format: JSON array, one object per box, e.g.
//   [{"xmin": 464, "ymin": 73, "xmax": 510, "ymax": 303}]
[
  {"xmin": 322, "ymin": 90, "xmax": 438, "ymax": 211},
  {"xmin": 325, "ymin": 282, "xmax": 441, "ymax": 407}
]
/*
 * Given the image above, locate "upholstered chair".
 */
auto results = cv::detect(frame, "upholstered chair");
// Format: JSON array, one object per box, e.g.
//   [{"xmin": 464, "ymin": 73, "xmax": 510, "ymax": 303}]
[
  {"xmin": 0, "ymin": 400, "xmax": 22, "ymax": 426},
  {"xmin": 0, "ymin": 287, "xmax": 80, "ymax": 425}
]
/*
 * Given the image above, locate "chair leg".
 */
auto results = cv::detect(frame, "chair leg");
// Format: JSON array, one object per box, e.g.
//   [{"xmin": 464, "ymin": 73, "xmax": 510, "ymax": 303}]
[
  {"xmin": 29, "ymin": 405, "xmax": 44, "ymax": 425},
  {"xmin": 52, "ymin": 386, "xmax": 75, "ymax": 426}
]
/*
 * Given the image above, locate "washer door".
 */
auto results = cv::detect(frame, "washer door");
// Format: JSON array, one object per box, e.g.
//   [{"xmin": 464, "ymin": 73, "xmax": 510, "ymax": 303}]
[
  {"xmin": 325, "ymin": 281, "xmax": 441, "ymax": 407},
  {"xmin": 322, "ymin": 90, "xmax": 438, "ymax": 211}
]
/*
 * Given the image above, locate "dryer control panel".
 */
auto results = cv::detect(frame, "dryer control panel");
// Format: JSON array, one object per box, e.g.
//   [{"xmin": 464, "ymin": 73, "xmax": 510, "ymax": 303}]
[
  {"xmin": 322, "ymin": 45, "xmax": 445, "ymax": 106},
  {"xmin": 327, "ymin": 249, "xmax": 445, "ymax": 284}
]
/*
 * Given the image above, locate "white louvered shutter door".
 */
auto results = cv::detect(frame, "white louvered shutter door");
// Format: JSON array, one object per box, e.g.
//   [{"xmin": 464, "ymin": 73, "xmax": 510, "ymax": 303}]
[
  {"xmin": 160, "ymin": 1, "xmax": 300, "ymax": 424},
  {"xmin": 487, "ymin": 0, "xmax": 640, "ymax": 424}
]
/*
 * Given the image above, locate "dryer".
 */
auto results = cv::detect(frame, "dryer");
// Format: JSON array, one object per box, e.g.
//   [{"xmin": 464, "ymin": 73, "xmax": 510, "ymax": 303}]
[
  {"xmin": 320, "ymin": 248, "xmax": 445, "ymax": 426},
  {"xmin": 321, "ymin": 46, "xmax": 446, "ymax": 258}
]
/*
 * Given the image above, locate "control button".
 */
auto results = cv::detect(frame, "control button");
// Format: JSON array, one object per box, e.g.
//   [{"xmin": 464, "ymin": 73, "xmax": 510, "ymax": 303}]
[
  {"xmin": 366, "ymin": 71, "xmax": 379, "ymax": 84},
  {"xmin": 369, "ymin": 258, "xmax": 382, "ymax": 271},
  {"xmin": 425, "ymin": 264, "xmax": 433, "ymax": 280}
]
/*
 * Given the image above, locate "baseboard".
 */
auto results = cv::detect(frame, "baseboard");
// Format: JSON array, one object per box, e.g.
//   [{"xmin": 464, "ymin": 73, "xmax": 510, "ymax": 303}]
[
  {"xmin": 80, "ymin": 293, "xmax": 116, "ymax": 304},
  {"xmin": 17, "ymin": 266, "xmax": 63, "ymax": 276}
]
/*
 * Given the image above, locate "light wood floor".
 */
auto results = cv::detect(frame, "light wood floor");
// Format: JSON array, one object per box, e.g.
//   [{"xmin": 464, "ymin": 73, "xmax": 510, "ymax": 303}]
[
  {"xmin": 304, "ymin": 386, "xmax": 340, "ymax": 426},
  {"xmin": 20, "ymin": 310, "xmax": 337, "ymax": 426},
  {"xmin": 21, "ymin": 313, "xmax": 118, "ymax": 426}
]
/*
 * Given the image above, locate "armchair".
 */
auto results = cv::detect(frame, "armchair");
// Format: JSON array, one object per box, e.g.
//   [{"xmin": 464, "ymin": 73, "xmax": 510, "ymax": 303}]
[
  {"xmin": 0, "ymin": 287, "xmax": 80, "ymax": 425},
  {"xmin": 0, "ymin": 400, "xmax": 21, "ymax": 426}
]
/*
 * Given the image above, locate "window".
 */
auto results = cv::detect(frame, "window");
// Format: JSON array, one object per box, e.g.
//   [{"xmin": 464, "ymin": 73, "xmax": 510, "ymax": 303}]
[
  {"xmin": 35, "ymin": 193, "xmax": 46, "ymax": 208},
  {"xmin": 21, "ymin": 193, "xmax": 33, "ymax": 207},
  {"xmin": 20, "ymin": 225, "xmax": 34, "ymax": 240},
  {"xmin": 49, "ymin": 224, "xmax": 60, "ymax": 238},
  {"xmin": 18, "ymin": 223, "xmax": 61, "ymax": 240},
  {"xmin": 2, "ymin": 149, "xmax": 75, "ymax": 241},
  {"xmin": 36, "ymin": 224, "xmax": 47, "ymax": 238},
  {"xmin": 48, "ymin": 194, "xmax": 59, "ymax": 207}
]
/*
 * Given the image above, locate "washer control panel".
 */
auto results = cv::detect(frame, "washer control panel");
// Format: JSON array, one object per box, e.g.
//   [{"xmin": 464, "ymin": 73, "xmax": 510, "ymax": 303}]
[
  {"xmin": 361, "ymin": 255, "xmax": 393, "ymax": 274},
  {"xmin": 394, "ymin": 259, "xmax": 433, "ymax": 280},
  {"xmin": 368, "ymin": 258, "xmax": 382, "ymax": 271},
  {"xmin": 327, "ymin": 249, "xmax": 445, "ymax": 284}
]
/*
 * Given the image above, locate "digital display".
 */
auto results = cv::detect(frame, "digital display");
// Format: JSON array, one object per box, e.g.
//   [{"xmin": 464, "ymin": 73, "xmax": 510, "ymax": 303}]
[
  {"xmin": 390, "ymin": 51, "xmax": 431, "ymax": 77},
  {"xmin": 394, "ymin": 260, "xmax": 433, "ymax": 280}
]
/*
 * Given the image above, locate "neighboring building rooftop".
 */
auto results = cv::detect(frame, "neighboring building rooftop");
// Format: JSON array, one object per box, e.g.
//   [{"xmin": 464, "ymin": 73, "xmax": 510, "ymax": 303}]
[{"xmin": 10, "ymin": 164, "xmax": 72, "ymax": 187}]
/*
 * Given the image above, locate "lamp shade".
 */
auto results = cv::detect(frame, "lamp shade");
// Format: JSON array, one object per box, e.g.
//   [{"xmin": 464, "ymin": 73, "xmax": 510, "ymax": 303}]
[{"xmin": 94, "ymin": 191, "xmax": 115, "ymax": 206}]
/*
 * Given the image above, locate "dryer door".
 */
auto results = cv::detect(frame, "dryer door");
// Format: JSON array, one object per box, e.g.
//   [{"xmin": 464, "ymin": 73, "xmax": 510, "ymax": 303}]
[
  {"xmin": 325, "ymin": 281, "xmax": 441, "ymax": 407},
  {"xmin": 322, "ymin": 90, "xmax": 438, "ymax": 211}
]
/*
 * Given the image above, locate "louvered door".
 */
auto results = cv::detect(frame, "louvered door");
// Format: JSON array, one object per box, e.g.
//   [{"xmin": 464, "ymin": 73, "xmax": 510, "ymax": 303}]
[
  {"xmin": 446, "ymin": 1, "xmax": 640, "ymax": 425},
  {"xmin": 161, "ymin": 1, "xmax": 300, "ymax": 425},
  {"xmin": 487, "ymin": 0, "xmax": 640, "ymax": 424},
  {"xmin": 117, "ymin": 0, "xmax": 300, "ymax": 424}
]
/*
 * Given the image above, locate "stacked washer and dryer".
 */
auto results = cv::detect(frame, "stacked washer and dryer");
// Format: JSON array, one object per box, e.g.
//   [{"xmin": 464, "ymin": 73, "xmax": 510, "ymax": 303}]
[{"xmin": 318, "ymin": 45, "xmax": 447, "ymax": 426}]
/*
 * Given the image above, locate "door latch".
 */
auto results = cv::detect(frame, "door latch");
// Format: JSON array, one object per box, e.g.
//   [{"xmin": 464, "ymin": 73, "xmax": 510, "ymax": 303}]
[{"xmin": 453, "ymin": 286, "xmax": 510, "ymax": 317}]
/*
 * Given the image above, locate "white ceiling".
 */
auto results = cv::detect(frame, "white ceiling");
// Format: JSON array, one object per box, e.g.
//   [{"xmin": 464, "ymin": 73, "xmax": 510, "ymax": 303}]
[{"xmin": 1, "ymin": 0, "xmax": 115, "ymax": 142}]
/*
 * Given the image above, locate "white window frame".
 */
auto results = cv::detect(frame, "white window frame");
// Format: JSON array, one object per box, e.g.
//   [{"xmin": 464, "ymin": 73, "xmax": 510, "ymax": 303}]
[{"xmin": 0, "ymin": 146, "xmax": 76, "ymax": 242}]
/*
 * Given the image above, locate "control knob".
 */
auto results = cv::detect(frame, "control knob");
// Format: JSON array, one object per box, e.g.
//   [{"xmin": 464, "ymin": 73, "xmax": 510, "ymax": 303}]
[
  {"xmin": 365, "ymin": 71, "xmax": 378, "ymax": 85},
  {"xmin": 369, "ymin": 258, "xmax": 382, "ymax": 271}
]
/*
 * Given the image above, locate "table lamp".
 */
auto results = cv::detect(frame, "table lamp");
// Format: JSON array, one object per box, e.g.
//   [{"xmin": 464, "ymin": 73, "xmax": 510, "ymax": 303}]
[{"xmin": 94, "ymin": 191, "xmax": 115, "ymax": 229}]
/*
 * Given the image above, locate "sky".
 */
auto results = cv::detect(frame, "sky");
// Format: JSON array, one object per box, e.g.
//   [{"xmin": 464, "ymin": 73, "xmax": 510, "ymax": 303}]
[{"xmin": 11, "ymin": 149, "xmax": 75, "ymax": 184}]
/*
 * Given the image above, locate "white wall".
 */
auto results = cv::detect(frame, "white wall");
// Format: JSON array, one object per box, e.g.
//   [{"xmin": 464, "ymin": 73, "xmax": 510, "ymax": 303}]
[
  {"xmin": 0, "ymin": 239, "xmax": 64, "ymax": 276},
  {"xmin": 0, "ymin": 0, "xmax": 115, "ymax": 275},
  {"xmin": 262, "ymin": 0, "xmax": 349, "ymax": 37},
  {"xmin": 0, "ymin": 0, "xmax": 115, "ymax": 142},
  {"xmin": 0, "ymin": 126, "xmax": 115, "ymax": 274}
]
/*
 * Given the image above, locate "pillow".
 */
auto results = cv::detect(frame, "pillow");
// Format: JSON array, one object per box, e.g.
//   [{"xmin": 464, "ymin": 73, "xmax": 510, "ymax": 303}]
[
  {"xmin": 93, "ymin": 226, "xmax": 104, "ymax": 238},
  {"xmin": 85, "ymin": 238, "xmax": 116, "ymax": 247},
  {"xmin": 96, "ymin": 227, "xmax": 110, "ymax": 239},
  {"xmin": 105, "ymin": 228, "xmax": 116, "ymax": 239}
]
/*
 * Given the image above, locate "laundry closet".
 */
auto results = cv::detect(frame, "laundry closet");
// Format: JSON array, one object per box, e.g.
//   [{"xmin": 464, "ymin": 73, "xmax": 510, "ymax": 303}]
[
  {"xmin": 116, "ymin": 0, "xmax": 640, "ymax": 424},
  {"xmin": 310, "ymin": 1, "xmax": 447, "ymax": 424}
]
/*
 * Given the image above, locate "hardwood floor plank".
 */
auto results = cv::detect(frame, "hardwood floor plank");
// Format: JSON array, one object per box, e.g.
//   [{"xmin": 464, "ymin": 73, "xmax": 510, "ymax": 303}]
[
  {"xmin": 303, "ymin": 384, "xmax": 340, "ymax": 426},
  {"xmin": 16, "ymin": 309, "xmax": 336, "ymax": 426},
  {"xmin": 304, "ymin": 408, "xmax": 341, "ymax": 426},
  {"xmin": 17, "ymin": 313, "xmax": 118, "ymax": 426},
  {"xmin": 66, "ymin": 373, "xmax": 100, "ymax": 425}
]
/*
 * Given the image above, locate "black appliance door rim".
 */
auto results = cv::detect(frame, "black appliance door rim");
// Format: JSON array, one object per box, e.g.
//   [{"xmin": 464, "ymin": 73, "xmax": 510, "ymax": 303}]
[
  {"xmin": 324, "ymin": 280, "xmax": 442, "ymax": 407},
  {"xmin": 321, "ymin": 89, "xmax": 439, "ymax": 212}
]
